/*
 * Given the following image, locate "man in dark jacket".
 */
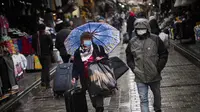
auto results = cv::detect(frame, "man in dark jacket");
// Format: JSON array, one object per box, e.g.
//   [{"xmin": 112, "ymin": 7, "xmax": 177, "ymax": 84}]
[
  {"xmin": 32, "ymin": 24, "xmax": 53, "ymax": 88},
  {"xmin": 55, "ymin": 22, "xmax": 71, "ymax": 63},
  {"xmin": 149, "ymin": 16, "xmax": 161, "ymax": 35},
  {"xmin": 127, "ymin": 11, "xmax": 136, "ymax": 39},
  {"xmin": 126, "ymin": 18, "xmax": 168, "ymax": 112}
]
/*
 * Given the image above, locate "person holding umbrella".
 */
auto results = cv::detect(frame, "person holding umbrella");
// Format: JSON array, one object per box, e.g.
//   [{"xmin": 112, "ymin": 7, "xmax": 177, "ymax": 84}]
[
  {"xmin": 71, "ymin": 32, "xmax": 107, "ymax": 112},
  {"xmin": 65, "ymin": 22, "xmax": 120, "ymax": 112}
]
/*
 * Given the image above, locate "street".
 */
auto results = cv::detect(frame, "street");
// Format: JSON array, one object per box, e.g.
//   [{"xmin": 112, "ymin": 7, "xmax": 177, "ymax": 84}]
[{"xmin": 10, "ymin": 43, "xmax": 200, "ymax": 112}]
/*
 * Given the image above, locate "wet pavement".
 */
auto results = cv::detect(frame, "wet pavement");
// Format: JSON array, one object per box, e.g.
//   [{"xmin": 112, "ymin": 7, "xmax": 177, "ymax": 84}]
[
  {"xmin": 7, "ymin": 22, "xmax": 200, "ymax": 112},
  {"xmin": 9, "ymin": 43, "xmax": 200, "ymax": 112}
]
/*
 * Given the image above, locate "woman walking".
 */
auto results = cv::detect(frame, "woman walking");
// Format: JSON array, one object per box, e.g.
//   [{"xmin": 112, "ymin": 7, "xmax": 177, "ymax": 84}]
[{"xmin": 71, "ymin": 32, "xmax": 108, "ymax": 112}]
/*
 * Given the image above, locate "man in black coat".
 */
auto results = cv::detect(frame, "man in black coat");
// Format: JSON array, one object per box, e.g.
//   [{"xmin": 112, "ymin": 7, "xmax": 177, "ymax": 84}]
[
  {"xmin": 32, "ymin": 24, "xmax": 53, "ymax": 88},
  {"xmin": 127, "ymin": 11, "xmax": 136, "ymax": 39},
  {"xmin": 55, "ymin": 22, "xmax": 71, "ymax": 63}
]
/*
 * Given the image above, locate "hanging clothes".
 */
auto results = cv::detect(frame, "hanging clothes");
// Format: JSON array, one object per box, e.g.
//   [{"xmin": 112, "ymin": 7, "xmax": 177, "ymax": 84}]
[
  {"xmin": 55, "ymin": 0, "xmax": 62, "ymax": 7},
  {"xmin": 26, "ymin": 55, "xmax": 34, "ymax": 70},
  {"xmin": 0, "ymin": 15, "xmax": 9, "ymax": 36},
  {"xmin": 21, "ymin": 36, "xmax": 33, "ymax": 55},
  {"xmin": 12, "ymin": 54, "xmax": 23, "ymax": 77},
  {"xmin": 3, "ymin": 56, "xmax": 17, "ymax": 87},
  {"xmin": 0, "ymin": 57, "xmax": 11, "ymax": 94}
]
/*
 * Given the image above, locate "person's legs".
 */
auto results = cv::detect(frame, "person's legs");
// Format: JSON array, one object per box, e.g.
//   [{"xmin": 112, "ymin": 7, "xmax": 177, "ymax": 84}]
[
  {"xmin": 40, "ymin": 56, "xmax": 51, "ymax": 88},
  {"xmin": 89, "ymin": 95, "xmax": 104, "ymax": 112},
  {"xmin": 149, "ymin": 81, "xmax": 161, "ymax": 112},
  {"xmin": 136, "ymin": 83, "xmax": 149, "ymax": 112},
  {"xmin": 44, "ymin": 56, "xmax": 51, "ymax": 87},
  {"xmin": 39, "ymin": 56, "xmax": 45, "ymax": 86}
]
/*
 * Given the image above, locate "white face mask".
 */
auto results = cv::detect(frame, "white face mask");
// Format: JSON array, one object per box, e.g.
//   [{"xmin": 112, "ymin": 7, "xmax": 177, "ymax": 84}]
[{"xmin": 137, "ymin": 29, "xmax": 147, "ymax": 35}]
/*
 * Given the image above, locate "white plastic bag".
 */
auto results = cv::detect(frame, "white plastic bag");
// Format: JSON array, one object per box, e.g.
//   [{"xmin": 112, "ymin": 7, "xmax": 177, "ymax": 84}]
[{"xmin": 159, "ymin": 32, "xmax": 169, "ymax": 48}]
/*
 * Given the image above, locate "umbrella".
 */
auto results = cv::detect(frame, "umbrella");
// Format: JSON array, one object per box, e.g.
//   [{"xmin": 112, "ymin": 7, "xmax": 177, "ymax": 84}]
[{"xmin": 64, "ymin": 22, "xmax": 120, "ymax": 55}]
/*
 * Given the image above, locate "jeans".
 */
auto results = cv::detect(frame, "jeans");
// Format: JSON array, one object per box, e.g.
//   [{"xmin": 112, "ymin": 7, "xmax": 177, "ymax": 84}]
[{"xmin": 137, "ymin": 81, "xmax": 161, "ymax": 112}]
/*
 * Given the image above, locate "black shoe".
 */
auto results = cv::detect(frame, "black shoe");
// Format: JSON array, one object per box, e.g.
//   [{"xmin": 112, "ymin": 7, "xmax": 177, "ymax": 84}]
[
  {"xmin": 46, "ymin": 84, "xmax": 51, "ymax": 89},
  {"xmin": 156, "ymin": 110, "xmax": 162, "ymax": 112},
  {"xmin": 41, "ymin": 82, "xmax": 46, "ymax": 87},
  {"xmin": 95, "ymin": 107, "xmax": 104, "ymax": 112}
]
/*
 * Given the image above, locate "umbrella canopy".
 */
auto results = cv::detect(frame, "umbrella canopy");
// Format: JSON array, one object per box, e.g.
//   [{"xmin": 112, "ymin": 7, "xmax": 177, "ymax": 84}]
[{"xmin": 64, "ymin": 22, "xmax": 120, "ymax": 55}]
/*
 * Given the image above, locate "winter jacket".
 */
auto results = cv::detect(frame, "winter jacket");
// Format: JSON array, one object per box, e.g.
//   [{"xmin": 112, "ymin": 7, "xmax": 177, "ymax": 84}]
[
  {"xmin": 55, "ymin": 28, "xmax": 71, "ymax": 56},
  {"xmin": 32, "ymin": 32, "xmax": 53, "ymax": 56},
  {"xmin": 126, "ymin": 34, "xmax": 168, "ymax": 83}
]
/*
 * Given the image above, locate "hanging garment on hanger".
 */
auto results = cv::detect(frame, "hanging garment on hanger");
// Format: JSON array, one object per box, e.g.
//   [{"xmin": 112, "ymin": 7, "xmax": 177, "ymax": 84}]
[
  {"xmin": 12, "ymin": 54, "xmax": 23, "ymax": 77},
  {"xmin": 21, "ymin": 36, "xmax": 33, "ymax": 55},
  {"xmin": 3, "ymin": 56, "xmax": 17, "ymax": 87},
  {"xmin": 0, "ymin": 57, "xmax": 11, "ymax": 94},
  {"xmin": 26, "ymin": 55, "xmax": 34, "ymax": 70},
  {"xmin": 18, "ymin": 53, "xmax": 27, "ymax": 70},
  {"xmin": 55, "ymin": 0, "xmax": 62, "ymax": 7},
  {"xmin": 0, "ymin": 15, "xmax": 9, "ymax": 36}
]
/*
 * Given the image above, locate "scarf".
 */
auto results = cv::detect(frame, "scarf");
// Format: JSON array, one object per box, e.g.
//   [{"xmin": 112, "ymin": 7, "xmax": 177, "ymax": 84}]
[{"xmin": 80, "ymin": 45, "xmax": 94, "ymax": 62}]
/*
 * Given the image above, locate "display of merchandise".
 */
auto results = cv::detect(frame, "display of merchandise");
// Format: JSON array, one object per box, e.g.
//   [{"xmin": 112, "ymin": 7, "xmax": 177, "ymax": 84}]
[
  {"xmin": 0, "ymin": 15, "xmax": 9, "ymax": 36},
  {"xmin": 194, "ymin": 25, "xmax": 200, "ymax": 41}
]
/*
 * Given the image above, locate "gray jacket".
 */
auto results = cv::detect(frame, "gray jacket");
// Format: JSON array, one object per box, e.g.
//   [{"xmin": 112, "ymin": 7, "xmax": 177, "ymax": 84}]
[{"xmin": 126, "ymin": 34, "xmax": 168, "ymax": 83}]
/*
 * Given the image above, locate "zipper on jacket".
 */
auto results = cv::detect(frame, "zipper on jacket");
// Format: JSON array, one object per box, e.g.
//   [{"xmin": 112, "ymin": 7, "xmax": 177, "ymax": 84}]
[{"xmin": 143, "ymin": 39, "xmax": 147, "ymax": 82}]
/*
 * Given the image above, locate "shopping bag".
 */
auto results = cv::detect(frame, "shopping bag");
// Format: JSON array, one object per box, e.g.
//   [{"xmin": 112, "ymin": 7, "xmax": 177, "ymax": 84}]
[
  {"xmin": 88, "ymin": 61, "xmax": 117, "ymax": 97},
  {"xmin": 159, "ymin": 32, "xmax": 170, "ymax": 48},
  {"xmin": 34, "ymin": 55, "xmax": 42, "ymax": 69}
]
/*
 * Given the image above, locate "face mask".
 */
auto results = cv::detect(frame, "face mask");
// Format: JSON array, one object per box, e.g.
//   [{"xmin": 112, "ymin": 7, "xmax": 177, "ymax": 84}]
[
  {"xmin": 83, "ymin": 40, "xmax": 92, "ymax": 47},
  {"xmin": 136, "ymin": 29, "xmax": 147, "ymax": 35}
]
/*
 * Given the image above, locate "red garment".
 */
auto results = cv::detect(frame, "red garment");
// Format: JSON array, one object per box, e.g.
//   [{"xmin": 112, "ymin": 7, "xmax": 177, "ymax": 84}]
[
  {"xmin": 83, "ymin": 56, "xmax": 94, "ymax": 78},
  {"xmin": 21, "ymin": 36, "xmax": 33, "ymax": 55},
  {"xmin": 129, "ymin": 11, "xmax": 136, "ymax": 17}
]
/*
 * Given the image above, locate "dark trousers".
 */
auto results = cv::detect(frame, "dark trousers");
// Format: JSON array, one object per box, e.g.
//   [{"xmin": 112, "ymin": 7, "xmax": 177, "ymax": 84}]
[
  {"xmin": 61, "ymin": 55, "xmax": 70, "ymax": 63},
  {"xmin": 80, "ymin": 76, "xmax": 104, "ymax": 112},
  {"xmin": 39, "ymin": 56, "xmax": 51, "ymax": 86}
]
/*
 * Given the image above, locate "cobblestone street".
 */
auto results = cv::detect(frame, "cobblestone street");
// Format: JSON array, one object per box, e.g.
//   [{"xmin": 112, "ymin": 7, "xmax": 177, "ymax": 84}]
[{"xmin": 10, "ymin": 43, "xmax": 200, "ymax": 112}]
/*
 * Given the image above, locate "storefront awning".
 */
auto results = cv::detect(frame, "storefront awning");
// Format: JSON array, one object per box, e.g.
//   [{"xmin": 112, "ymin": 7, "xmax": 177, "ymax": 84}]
[
  {"xmin": 174, "ymin": 0, "xmax": 182, "ymax": 7},
  {"xmin": 174, "ymin": 0, "xmax": 197, "ymax": 7},
  {"xmin": 181, "ymin": 0, "xmax": 197, "ymax": 6}
]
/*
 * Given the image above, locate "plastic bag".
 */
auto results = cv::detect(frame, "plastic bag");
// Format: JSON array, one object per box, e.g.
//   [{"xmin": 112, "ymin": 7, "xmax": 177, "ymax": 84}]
[
  {"xmin": 159, "ymin": 32, "xmax": 170, "ymax": 48},
  {"xmin": 34, "ymin": 55, "xmax": 42, "ymax": 70},
  {"xmin": 88, "ymin": 61, "xmax": 117, "ymax": 97}
]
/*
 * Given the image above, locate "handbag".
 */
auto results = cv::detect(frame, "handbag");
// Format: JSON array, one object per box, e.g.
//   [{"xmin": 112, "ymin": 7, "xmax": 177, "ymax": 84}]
[
  {"xmin": 88, "ymin": 60, "xmax": 117, "ymax": 97},
  {"xmin": 109, "ymin": 57, "xmax": 129, "ymax": 80}
]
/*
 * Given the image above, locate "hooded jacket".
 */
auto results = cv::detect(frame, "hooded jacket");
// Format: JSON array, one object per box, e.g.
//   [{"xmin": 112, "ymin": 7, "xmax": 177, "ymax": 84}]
[{"xmin": 126, "ymin": 19, "xmax": 168, "ymax": 83}]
